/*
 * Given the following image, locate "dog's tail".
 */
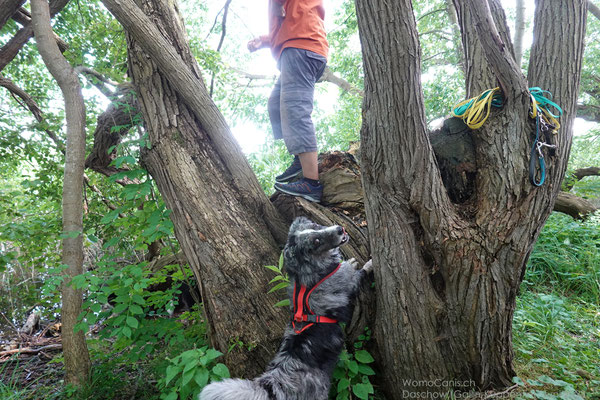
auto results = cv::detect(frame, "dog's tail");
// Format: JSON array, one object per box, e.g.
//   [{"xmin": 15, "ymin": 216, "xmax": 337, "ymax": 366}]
[{"xmin": 199, "ymin": 378, "xmax": 270, "ymax": 400}]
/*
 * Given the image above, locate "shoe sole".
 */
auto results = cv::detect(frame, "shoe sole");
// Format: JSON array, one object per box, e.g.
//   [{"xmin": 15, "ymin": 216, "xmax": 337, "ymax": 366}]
[
  {"xmin": 275, "ymin": 170, "xmax": 303, "ymax": 183},
  {"xmin": 274, "ymin": 184, "xmax": 321, "ymax": 203}
]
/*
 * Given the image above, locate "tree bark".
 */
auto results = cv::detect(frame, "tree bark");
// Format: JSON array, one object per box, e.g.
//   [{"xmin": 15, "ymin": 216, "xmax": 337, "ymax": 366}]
[
  {"xmin": 101, "ymin": 0, "xmax": 290, "ymax": 376},
  {"xmin": 355, "ymin": 0, "xmax": 587, "ymax": 397},
  {"xmin": 30, "ymin": 0, "xmax": 90, "ymax": 387}
]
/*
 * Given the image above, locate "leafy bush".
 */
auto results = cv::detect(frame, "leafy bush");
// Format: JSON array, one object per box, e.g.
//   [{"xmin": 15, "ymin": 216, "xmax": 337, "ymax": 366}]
[
  {"xmin": 331, "ymin": 328, "xmax": 377, "ymax": 400},
  {"xmin": 157, "ymin": 347, "xmax": 230, "ymax": 400}
]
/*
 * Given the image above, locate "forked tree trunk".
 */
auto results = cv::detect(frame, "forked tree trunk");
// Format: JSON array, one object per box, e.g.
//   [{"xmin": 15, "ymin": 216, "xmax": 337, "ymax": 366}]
[
  {"xmin": 30, "ymin": 0, "xmax": 91, "ymax": 386},
  {"xmin": 101, "ymin": 0, "xmax": 289, "ymax": 376},
  {"xmin": 355, "ymin": 0, "xmax": 586, "ymax": 396}
]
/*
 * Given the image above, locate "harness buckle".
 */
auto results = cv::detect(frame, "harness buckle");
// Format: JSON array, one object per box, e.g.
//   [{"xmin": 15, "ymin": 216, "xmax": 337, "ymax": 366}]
[
  {"xmin": 294, "ymin": 315, "xmax": 306, "ymax": 322},
  {"xmin": 306, "ymin": 315, "xmax": 318, "ymax": 323}
]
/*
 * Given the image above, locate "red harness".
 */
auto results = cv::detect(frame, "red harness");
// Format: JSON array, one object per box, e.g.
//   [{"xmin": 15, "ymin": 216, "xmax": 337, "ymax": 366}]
[{"xmin": 292, "ymin": 263, "xmax": 341, "ymax": 334}]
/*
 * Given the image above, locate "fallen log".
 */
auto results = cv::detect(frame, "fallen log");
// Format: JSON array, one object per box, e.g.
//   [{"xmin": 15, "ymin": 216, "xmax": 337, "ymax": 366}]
[{"xmin": 0, "ymin": 343, "xmax": 62, "ymax": 358}]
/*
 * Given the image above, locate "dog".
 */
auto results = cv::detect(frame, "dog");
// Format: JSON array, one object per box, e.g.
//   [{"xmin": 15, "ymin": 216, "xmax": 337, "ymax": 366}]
[{"xmin": 199, "ymin": 217, "xmax": 372, "ymax": 400}]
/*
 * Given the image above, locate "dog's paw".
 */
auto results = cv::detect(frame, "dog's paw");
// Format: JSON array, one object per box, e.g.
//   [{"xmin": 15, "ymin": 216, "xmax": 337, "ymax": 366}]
[
  {"xmin": 347, "ymin": 258, "xmax": 359, "ymax": 270},
  {"xmin": 362, "ymin": 259, "xmax": 373, "ymax": 273}
]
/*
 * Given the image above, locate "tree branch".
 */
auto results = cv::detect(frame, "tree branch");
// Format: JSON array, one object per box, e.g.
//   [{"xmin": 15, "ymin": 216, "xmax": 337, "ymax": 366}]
[
  {"xmin": 0, "ymin": 0, "xmax": 70, "ymax": 73},
  {"xmin": 577, "ymin": 103, "xmax": 600, "ymax": 123},
  {"xmin": 0, "ymin": 0, "xmax": 25, "ymax": 31},
  {"xmin": 319, "ymin": 67, "xmax": 364, "ymax": 97},
  {"xmin": 513, "ymin": 0, "xmax": 526, "ymax": 67},
  {"xmin": 209, "ymin": 0, "xmax": 233, "ymax": 97},
  {"xmin": 554, "ymin": 191, "xmax": 598, "ymax": 219},
  {"xmin": 589, "ymin": 0, "xmax": 600, "ymax": 20},
  {"xmin": 463, "ymin": 0, "xmax": 527, "ymax": 97},
  {"xmin": 564, "ymin": 166, "xmax": 600, "ymax": 190},
  {"xmin": 100, "ymin": 0, "xmax": 280, "ymax": 210},
  {"xmin": 12, "ymin": 7, "xmax": 69, "ymax": 53}
]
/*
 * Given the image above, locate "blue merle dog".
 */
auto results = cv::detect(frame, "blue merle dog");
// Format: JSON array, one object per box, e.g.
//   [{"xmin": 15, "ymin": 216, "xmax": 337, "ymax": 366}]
[{"xmin": 199, "ymin": 217, "xmax": 372, "ymax": 400}]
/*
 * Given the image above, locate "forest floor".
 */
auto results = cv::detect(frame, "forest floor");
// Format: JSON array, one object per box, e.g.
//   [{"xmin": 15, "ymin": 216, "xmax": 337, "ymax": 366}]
[{"xmin": 1, "ymin": 285, "xmax": 598, "ymax": 400}]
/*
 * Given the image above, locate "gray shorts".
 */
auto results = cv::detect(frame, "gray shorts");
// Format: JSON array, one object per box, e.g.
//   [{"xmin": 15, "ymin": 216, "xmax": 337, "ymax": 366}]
[{"xmin": 268, "ymin": 47, "xmax": 327, "ymax": 155}]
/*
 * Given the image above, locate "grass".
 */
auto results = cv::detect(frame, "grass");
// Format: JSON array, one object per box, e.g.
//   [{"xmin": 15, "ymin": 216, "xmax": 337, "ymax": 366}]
[{"xmin": 509, "ymin": 212, "xmax": 600, "ymax": 399}]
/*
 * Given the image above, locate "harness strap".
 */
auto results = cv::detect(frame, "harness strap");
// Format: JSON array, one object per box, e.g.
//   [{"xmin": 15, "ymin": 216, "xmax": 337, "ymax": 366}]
[{"xmin": 292, "ymin": 263, "xmax": 341, "ymax": 334}]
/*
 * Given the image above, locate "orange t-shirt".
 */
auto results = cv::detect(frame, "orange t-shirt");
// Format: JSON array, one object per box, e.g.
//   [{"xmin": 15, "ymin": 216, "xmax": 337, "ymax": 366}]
[{"xmin": 268, "ymin": 0, "xmax": 329, "ymax": 60}]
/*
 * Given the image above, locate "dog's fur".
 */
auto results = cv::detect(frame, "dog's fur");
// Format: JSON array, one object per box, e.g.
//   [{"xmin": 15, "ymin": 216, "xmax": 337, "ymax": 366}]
[{"xmin": 199, "ymin": 217, "xmax": 372, "ymax": 400}]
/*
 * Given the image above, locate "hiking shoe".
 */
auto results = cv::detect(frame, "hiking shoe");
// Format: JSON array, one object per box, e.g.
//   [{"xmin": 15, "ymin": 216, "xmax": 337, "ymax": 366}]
[
  {"xmin": 275, "ymin": 156, "xmax": 303, "ymax": 183},
  {"xmin": 274, "ymin": 178, "xmax": 323, "ymax": 203}
]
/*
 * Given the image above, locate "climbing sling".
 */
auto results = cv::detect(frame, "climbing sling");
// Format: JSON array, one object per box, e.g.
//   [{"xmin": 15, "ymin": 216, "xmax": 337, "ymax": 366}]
[
  {"xmin": 291, "ymin": 263, "xmax": 341, "ymax": 334},
  {"xmin": 451, "ymin": 87, "xmax": 563, "ymax": 186}
]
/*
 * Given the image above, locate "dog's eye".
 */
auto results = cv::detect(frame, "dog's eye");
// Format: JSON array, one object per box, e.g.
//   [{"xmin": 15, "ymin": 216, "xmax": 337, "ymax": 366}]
[{"xmin": 314, "ymin": 238, "xmax": 320, "ymax": 246}]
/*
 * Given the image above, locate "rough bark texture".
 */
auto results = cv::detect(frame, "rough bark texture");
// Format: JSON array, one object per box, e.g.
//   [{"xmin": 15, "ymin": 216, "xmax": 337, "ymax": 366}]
[
  {"xmin": 101, "ymin": 0, "xmax": 290, "ymax": 376},
  {"xmin": 30, "ymin": 0, "xmax": 90, "ymax": 386},
  {"xmin": 84, "ymin": 84, "xmax": 139, "ymax": 178},
  {"xmin": 354, "ymin": 0, "xmax": 587, "ymax": 397}
]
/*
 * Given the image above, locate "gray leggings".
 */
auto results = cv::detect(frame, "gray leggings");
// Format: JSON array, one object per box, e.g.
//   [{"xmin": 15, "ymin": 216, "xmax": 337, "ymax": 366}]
[{"xmin": 268, "ymin": 47, "xmax": 327, "ymax": 155}]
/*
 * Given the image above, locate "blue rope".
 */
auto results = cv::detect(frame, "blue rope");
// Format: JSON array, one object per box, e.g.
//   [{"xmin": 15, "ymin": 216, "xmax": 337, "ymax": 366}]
[{"xmin": 529, "ymin": 113, "xmax": 546, "ymax": 187}]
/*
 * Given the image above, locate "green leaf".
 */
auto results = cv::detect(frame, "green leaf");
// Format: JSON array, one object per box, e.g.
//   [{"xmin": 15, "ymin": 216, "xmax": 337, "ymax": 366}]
[
  {"xmin": 163, "ymin": 391, "xmax": 178, "ymax": 400},
  {"xmin": 352, "ymin": 382, "xmax": 374, "ymax": 399},
  {"xmin": 90, "ymin": 303, "xmax": 102, "ymax": 313},
  {"xmin": 347, "ymin": 360, "xmax": 359, "ymax": 375},
  {"xmin": 126, "ymin": 316, "xmax": 139, "ymax": 329},
  {"xmin": 354, "ymin": 350, "xmax": 375, "ymax": 364},
  {"xmin": 337, "ymin": 378, "xmax": 350, "ymax": 391},
  {"xmin": 122, "ymin": 326, "xmax": 132, "ymax": 338},
  {"xmin": 274, "ymin": 299, "xmax": 290, "ymax": 307},
  {"xmin": 181, "ymin": 367, "xmax": 195, "ymax": 387},
  {"xmin": 132, "ymin": 294, "xmax": 146, "ymax": 305},
  {"xmin": 269, "ymin": 275, "xmax": 286, "ymax": 284},
  {"xmin": 165, "ymin": 365, "xmax": 180, "ymax": 386},
  {"xmin": 264, "ymin": 265, "xmax": 280, "ymax": 274},
  {"xmin": 194, "ymin": 369, "xmax": 209, "ymax": 388},
  {"xmin": 357, "ymin": 364, "xmax": 375, "ymax": 376},
  {"xmin": 212, "ymin": 363, "xmax": 230, "ymax": 378},
  {"xmin": 267, "ymin": 281, "xmax": 290, "ymax": 294},
  {"xmin": 129, "ymin": 304, "xmax": 144, "ymax": 314}
]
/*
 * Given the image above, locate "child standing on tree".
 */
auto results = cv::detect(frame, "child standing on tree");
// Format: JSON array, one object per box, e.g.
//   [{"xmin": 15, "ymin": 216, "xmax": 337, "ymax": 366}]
[{"xmin": 248, "ymin": 0, "xmax": 328, "ymax": 203}]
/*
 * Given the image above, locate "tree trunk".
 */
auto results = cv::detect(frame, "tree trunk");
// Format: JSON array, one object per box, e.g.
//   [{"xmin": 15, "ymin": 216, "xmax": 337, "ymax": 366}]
[
  {"xmin": 354, "ymin": 0, "xmax": 586, "ymax": 397},
  {"xmin": 30, "ymin": 0, "xmax": 90, "ymax": 387},
  {"xmin": 101, "ymin": 0, "xmax": 290, "ymax": 376},
  {"xmin": 513, "ymin": 0, "xmax": 526, "ymax": 67}
]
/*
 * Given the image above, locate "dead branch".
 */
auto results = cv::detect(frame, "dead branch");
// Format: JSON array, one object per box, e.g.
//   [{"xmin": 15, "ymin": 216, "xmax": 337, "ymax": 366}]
[
  {"xmin": 0, "ymin": 344, "xmax": 62, "ymax": 358},
  {"xmin": 319, "ymin": 67, "xmax": 364, "ymax": 97}
]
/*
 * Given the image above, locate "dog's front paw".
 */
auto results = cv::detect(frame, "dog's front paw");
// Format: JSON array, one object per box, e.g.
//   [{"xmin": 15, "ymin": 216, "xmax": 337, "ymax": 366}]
[
  {"xmin": 362, "ymin": 259, "xmax": 373, "ymax": 273},
  {"xmin": 346, "ymin": 258, "xmax": 359, "ymax": 270}
]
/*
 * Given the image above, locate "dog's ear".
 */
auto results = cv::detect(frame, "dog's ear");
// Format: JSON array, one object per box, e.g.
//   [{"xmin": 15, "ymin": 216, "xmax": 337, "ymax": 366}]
[{"xmin": 288, "ymin": 216, "xmax": 312, "ymax": 236}]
